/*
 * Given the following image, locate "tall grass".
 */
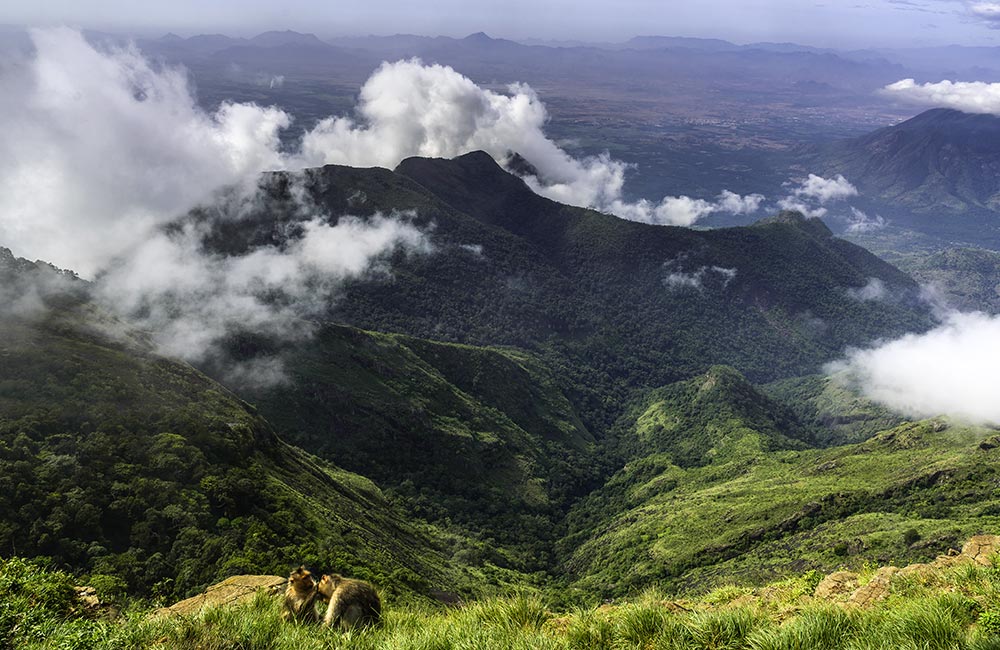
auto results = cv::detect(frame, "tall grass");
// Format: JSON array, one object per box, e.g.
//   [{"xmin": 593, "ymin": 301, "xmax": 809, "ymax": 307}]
[{"xmin": 10, "ymin": 557, "xmax": 1000, "ymax": 649}]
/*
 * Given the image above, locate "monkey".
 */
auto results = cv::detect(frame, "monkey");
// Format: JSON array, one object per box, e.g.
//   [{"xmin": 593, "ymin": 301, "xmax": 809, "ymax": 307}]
[
  {"xmin": 281, "ymin": 566, "xmax": 321, "ymax": 624},
  {"xmin": 316, "ymin": 573, "xmax": 382, "ymax": 630}
]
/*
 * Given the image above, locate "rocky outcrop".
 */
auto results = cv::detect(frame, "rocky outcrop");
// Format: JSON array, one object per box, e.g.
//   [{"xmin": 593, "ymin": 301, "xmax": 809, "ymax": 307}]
[
  {"xmin": 813, "ymin": 571, "xmax": 859, "ymax": 600},
  {"xmin": 848, "ymin": 567, "xmax": 898, "ymax": 607},
  {"xmin": 809, "ymin": 534, "xmax": 1000, "ymax": 609},
  {"xmin": 961, "ymin": 535, "xmax": 1000, "ymax": 566},
  {"xmin": 153, "ymin": 575, "xmax": 287, "ymax": 618}
]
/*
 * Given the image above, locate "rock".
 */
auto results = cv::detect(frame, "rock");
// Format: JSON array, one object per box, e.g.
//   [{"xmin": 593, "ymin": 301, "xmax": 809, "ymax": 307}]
[
  {"xmin": 153, "ymin": 575, "xmax": 287, "ymax": 618},
  {"xmin": 848, "ymin": 567, "xmax": 899, "ymax": 607},
  {"xmin": 814, "ymin": 571, "xmax": 859, "ymax": 600},
  {"xmin": 962, "ymin": 535, "xmax": 1000, "ymax": 566}
]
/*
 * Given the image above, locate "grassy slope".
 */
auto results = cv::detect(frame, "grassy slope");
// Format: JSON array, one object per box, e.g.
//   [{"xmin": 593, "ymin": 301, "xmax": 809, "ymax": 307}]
[
  {"xmin": 9, "ymin": 552, "xmax": 1000, "ymax": 649},
  {"xmin": 563, "ymin": 367, "xmax": 1000, "ymax": 598},
  {"xmin": 0, "ymin": 265, "xmax": 481, "ymax": 601},
  {"xmin": 762, "ymin": 374, "xmax": 905, "ymax": 446},
  {"xmin": 244, "ymin": 323, "xmax": 598, "ymax": 573}
]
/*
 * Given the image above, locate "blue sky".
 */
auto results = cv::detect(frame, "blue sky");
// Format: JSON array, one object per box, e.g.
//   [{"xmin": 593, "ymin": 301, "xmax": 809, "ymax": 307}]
[{"xmin": 3, "ymin": 0, "xmax": 998, "ymax": 48}]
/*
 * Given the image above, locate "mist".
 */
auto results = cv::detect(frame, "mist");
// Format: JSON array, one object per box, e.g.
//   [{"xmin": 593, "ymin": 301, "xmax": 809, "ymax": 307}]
[
  {"xmin": 828, "ymin": 310, "xmax": 1000, "ymax": 424},
  {"xmin": 0, "ymin": 28, "xmax": 431, "ymax": 381}
]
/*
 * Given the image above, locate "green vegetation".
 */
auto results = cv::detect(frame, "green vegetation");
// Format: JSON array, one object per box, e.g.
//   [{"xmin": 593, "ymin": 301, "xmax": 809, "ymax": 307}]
[
  {"xmin": 563, "ymin": 370, "xmax": 1000, "ymax": 597},
  {"xmin": 9, "ymin": 553, "xmax": 1000, "ymax": 649},
  {"xmin": 222, "ymin": 154, "xmax": 933, "ymax": 434},
  {"xmin": 762, "ymin": 374, "xmax": 904, "ymax": 445},
  {"xmin": 4, "ymin": 152, "xmax": 999, "ymax": 633},
  {"xmin": 894, "ymin": 247, "xmax": 1000, "ymax": 314},
  {"xmin": 245, "ymin": 323, "xmax": 599, "ymax": 573},
  {"xmin": 0, "ymin": 274, "xmax": 482, "ymax": 601}
]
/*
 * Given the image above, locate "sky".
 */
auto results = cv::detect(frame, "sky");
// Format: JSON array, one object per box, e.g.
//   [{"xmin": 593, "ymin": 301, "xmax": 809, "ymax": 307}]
[{"xmin": 2, "ymin": 0, "xmax": 998, "ymax": 48}]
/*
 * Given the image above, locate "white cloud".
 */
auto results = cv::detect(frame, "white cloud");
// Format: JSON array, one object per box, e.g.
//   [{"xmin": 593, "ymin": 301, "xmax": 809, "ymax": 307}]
[
  {"xmin": 792, "ymin": 174, "xmax": 858, "ymax": 203},
  {"xmin": 881, "ymin": 78, "xmax": 1000, "ymax": 115},
  {"xmin": 827, "ymin": 311, "xmax": 1000, "ymax": 424},
  {"xmin": 777, "ymin": 174, "xmax": 858, "ymax": 219},
  {"xmin": 663, "ymin": 264, "xmax": 737, "ymax": 291},
  {"xmin": 0, "ymin": 29, "xmax": 432, "ymax": 381},
  {"xmin": 0, "ymin": 28, "xmax": 291, "ymax": 278},
  {"xmin": 969, "ymin": 1, "xmax": 1000, "ymax": 23},
  {"xmin": 845, "ymin": 207, "xmax": 887, "ymax": 233},
  {"xmin": 847, "ymin": 277, "xmax": 888, "ymax": 302},
  {"xmin": 299, "ymin": 59, "xmax": 764, "ymax": 226},
  {"xmin": 777, "ymin": 197, "xmax": 828, "ymax": 219},
  {"xmin": 97, "ymin": 205, "xmax": 430, "ymax": 365},
  {"xmin": 0, "ymin": 29, "xmax": 763, "ymax": 380}
]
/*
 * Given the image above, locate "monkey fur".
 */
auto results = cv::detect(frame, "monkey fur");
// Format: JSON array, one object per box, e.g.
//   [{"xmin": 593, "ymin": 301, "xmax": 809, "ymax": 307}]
[
  {"xmin": 281, "ymin": 566, "xmax": 321, "ymax": 624},
  {"xmin": 316, "ymin": 573, "xmax": 382, "ymax": 630}
]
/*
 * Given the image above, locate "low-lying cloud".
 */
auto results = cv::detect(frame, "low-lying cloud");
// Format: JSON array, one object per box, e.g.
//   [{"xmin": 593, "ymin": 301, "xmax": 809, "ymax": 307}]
[
  {"xmin": 845, "ymin": 207, "xmax": 887, "ymax": 234},
  {"xmin": 881, "ymin": 78, "xmax": 1000, "ymax": 115},
  {"xmin": 0, "ymin": 28, "xmax": 431, "ymax": 381},
  {"xmin": 846, "ymin": 277, "xmax": 888, "ymax": 302},
  {"xmin": 827, "ymin": 311, "xmax": 1000, "ymax": 424},
  {"xmin": 778, "ymin": 174, "xmax": 859, "ymax": 218}
]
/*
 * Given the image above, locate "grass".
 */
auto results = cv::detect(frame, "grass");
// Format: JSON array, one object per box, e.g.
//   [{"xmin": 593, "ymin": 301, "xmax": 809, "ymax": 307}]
[{"xmin": 10, "ymin": 555, "xmax": 1000, "ymax": 649}]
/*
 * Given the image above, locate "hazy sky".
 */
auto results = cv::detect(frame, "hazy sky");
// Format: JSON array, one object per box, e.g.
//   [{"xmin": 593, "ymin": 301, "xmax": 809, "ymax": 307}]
[{"xmin": 2, "ymin": 0, "xmax": 998, "ymax": 48}]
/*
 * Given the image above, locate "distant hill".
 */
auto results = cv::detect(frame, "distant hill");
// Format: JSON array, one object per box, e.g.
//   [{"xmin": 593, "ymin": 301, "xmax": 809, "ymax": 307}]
[
  {"xmin": 249, "ymin": 30, "xmax": 329, "ymax": 48},
  {"xmin": 815, "ymin": 108, "xmax": 1000, "ymax": 243},
  {"xmin": 895, "ymin": 247, "xmax": 1000, "ymax": 313}
]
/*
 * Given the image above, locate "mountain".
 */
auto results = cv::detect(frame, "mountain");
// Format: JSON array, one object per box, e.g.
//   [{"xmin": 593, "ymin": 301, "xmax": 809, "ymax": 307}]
[
  {"xmin": 815, "ymin": 108, "xmax": 1000, "ymax": 243},
  {"xmin": 145, "ymin": 151, "xmax": 945, "ymax": 595},
  {"xmin": 0, "ymin": 249, "xmax": 476, "ymax": 601},
  {"xmin": 623, "ymin": 35, "xmax": 742, "ymax": 51},
  {"xmin": 200, "ymin": 152, "xmax": 934, "ymax": 440},
  {"xmin": 248, "ymin": 30, "xmax": 329, "ymax": 48}
]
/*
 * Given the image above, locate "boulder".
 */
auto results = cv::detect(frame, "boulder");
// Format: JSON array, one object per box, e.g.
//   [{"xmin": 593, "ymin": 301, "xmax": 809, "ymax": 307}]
[
  {"xmin": 961, "ymin": 535, "xmax": 1000, "ymax": 566},
  {"xmin": 153, "ymin": 575, "xmax": 287, "ymax": 618},
  {"xmin": 814, "ymin": 571, "xmax": 859, "ymax": 600},
  {"xmin": 848, "ymin": 567, "xmax": 898, "ymax": 607}
]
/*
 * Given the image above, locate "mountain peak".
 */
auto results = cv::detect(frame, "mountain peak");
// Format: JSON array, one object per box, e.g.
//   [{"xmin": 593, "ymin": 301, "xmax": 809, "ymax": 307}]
[
  {"xmin": 463, "ymin": 31, "xmax": 493, "ymax": 42},
  {"xmin": 753, "ymin": 210, "xmax": 834, "ymax": 238},
  {"xmin": 249, "ymin": 30, "xmax": 326, "ymax": 47}
]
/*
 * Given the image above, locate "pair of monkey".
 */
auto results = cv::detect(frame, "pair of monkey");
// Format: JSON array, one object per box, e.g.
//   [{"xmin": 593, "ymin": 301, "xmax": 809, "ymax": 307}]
[{"xmin": 281, "ymin": 566, "xmax": 381, "ymax": 630}]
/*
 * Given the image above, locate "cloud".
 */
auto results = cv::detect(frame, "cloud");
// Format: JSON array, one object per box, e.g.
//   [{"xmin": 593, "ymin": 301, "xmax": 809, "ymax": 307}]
[
  {"xmin": 0, "ymin": 28, "xmax": 431, "ymax": 382},
  {"xmin": 662, "ymin": 255, "xmax": 737, "ymax": 291},
  {"xmin": 969, "ymin": 1, "xmax": 1000, "ymax": 24},
  {"xmin": 791, "ymin": 174, "xmax": 859, "ymax": 203},
  {"xmin": 778, "ymin": 174, "xmax": 859, "ymax": 219},
  {"xmin": 777, "ymin": 197, "xmax": 828, "ymax": 218},
  {"xmin": 845, "ymin": 207, "xmax": 888, "ymax": 233},
  {"xmin": 881, "ymin": 78, "xmax": 1000, "ymax": 115},
  {"xmin": 0, "ymin": 29, "xmax": 760, "ymax": 380},
  {"xmin": 846, "ymin": 277, "xmax": 888, "ymax": 301},
  {"xmin": 97, "ymin": 200, "xmax": 430, "ymax": 368},
  {"xmin": 827, "ymin": 311, "xmax": 1000, "ymax": 424},
  {"xmin": 300, "ymin": 59, "xmax": 764, "ymax": 226}
]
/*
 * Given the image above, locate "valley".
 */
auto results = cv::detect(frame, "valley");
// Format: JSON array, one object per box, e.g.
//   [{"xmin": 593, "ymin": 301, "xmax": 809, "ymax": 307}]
[{"xmin": 2, "ymin": 14, "xmax": 1000, "ymax": 648}]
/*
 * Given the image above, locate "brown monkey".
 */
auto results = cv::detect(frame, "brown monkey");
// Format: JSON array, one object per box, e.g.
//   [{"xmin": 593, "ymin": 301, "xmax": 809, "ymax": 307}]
[
  {"xmin": 281, "ymin": 566, "xmax": 320, "ymax": 624},
  {"xmin": 317, "ymin": 573, "xmax": 381, "ymax": 630}
]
